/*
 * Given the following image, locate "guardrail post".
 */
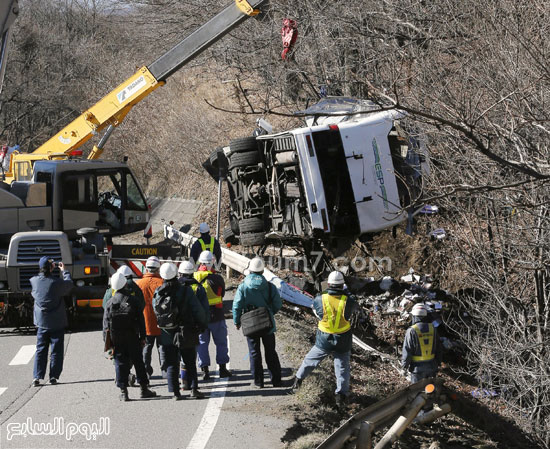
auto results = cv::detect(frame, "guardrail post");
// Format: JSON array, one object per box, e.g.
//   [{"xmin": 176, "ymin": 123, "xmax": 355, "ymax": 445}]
[
  {"xmin": 373, "ymin": 393, "xmax": 427, "ymax": 449},
  {"xmin": 413, "ymin": 403, "xmax": 451, "ymax": 425},
  {"xmin": 356, "ymin": 421, "xmax": 373, "ymax": 449}
]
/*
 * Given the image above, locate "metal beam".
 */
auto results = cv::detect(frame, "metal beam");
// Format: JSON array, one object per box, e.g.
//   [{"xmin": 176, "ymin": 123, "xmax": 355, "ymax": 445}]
[{"xmin": 148, "ymin": 0, "xmax": 268, "ymax": 81}]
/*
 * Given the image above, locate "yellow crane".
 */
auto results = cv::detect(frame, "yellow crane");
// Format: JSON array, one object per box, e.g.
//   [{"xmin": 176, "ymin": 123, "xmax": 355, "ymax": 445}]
[{"xmin": 3, "ymin": 0, "xmax": 264, "ymax": 184}]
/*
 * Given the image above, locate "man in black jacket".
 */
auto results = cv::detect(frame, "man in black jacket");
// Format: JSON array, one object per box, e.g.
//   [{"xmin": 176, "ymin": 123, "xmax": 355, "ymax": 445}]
[
  {"xmin": 103, "ymin": 272, "xmax": 157, "ymax": 401},
  {"xmin": 189, "ymin": 222, "xmax": 222, "ymax": 264},
  {"xmin": 154, "ymin": 263, "xmax": 208, "ymax": 400}
]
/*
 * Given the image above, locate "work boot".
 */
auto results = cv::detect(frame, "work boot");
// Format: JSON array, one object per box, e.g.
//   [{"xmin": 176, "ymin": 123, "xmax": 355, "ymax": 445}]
[
  {"xmin": 119, "ymin": 388, "xmax": 130, "ymax": 402},
  {"xmin": 289, "ymin": 377, "xmax": 302, "ymax": 394},
  {"xmin": 173, "ymin": 392, "xmax": 184, "ymax": 401},
  {"xmin": 202, "ymin": 366, "xmax": 211, "ymax": 381},
  {"xmin": 140, "ymin": 385, "xmax": 157, "ymax": 399},
  {"xmin": 218, "ymin": 364, "xmax": 231, "ymax": 378},
  {"xmin": 191, "ymin": 389, "xmax": 205, "ymax": 399}
]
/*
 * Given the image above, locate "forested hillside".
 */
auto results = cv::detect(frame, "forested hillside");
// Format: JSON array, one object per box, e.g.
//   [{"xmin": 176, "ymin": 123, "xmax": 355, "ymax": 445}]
[{"xmin": 1, "ymin": 1, "xmax": 548, "ymax": 446}]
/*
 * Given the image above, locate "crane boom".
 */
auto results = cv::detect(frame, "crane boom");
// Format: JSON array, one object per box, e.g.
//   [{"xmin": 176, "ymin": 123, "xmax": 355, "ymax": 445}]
[{"xmin": 5, "ymin": 0, "xmax": 266, "ymax": 181}]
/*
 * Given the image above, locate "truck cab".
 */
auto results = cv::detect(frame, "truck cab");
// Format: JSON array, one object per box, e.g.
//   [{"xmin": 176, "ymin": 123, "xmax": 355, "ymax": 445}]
[
  {"xmin": 0, "ymin": 159, "xmax": 149, "ymax": 244},
  {"xmin": 0, "ymin": 159, "xmax": 149, "ymax": 316}
]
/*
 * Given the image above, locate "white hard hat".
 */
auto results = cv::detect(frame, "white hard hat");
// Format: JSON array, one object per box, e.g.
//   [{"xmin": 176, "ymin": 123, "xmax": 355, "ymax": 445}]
[
  {"xmin": 199, "ymin": 222, "xmax": 210, "ymax": 234},
  {"xmin": 178, "ymin": 260, "xmax": 195, "ymax": 275},
  {"xmin": 111, "ymin": 272, "xmax": 127, "ymax": 291},
  {"xmin": 146, "ymin": 256, "xmax": 160, "ymax": 269},
  {"xmin": 117, "ymin": 265, "xmax": 133, "ymax": 278},
  {"xmin": 160, "ymin": 262, "xmax": 178, "ymax": 280},
  {"xmin": 198, "ymin": 250, "xmax": 214, "ymax": 265},
  {"xmin": 328, "ymin": 271, "xmax": 345, "ymax": 286},
  {"xmin": 248, "ymin": 257, "xmax": 265, "ymax": 274},
  {"xmin": 411, "ymin": 303, "xmax": 428, "ymax": 317}
]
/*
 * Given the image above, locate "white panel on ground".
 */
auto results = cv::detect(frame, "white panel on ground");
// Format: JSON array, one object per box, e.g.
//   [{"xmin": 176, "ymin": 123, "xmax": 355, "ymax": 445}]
[
  {"xmin": 0, "ymin": 387, "xmax": 7, "ymax": 396},
  {"xmin": 8, "ymin": 345, "xmax": 36, "ymax": 365}
]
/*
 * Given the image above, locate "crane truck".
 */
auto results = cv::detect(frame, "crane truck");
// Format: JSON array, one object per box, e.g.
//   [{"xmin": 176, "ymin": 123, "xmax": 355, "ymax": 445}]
[{"xmin": 0, "ymin": 0, "xmax": 268, "ymax": 326}]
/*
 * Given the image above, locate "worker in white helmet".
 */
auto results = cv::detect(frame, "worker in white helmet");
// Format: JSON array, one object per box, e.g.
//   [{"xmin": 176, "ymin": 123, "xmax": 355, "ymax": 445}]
[
  {"xmin": 177, "ymin": 260, "xmax": 210, "ymax": 391},
  {"xmin": 401, "ymin": 303, "xmax": 442, "ymax": 383},
  {"xmin": 103, "ymin": 272, "xmax": 157, "ymax": 402},
  {"xmin": 291, "ymin": 271, "xmax": 358, "ymax": 406},
  {"xmin": 153, "ymin": 263, "xmax": 208, "ymax": 400},
  {"xmin": 102, "ymin": 264, "xmax": 144, "ymax": 310},
  {"xmin": 233, "ymin": 257, "xmax": 283, "ymax": 388},
  {"xmin": 190, "ymin": 222, "xmax": 222, "ymax": 265},
  {"xmin": 194, "ymin": 250, "xmax": 231, "ymax": 379},
  {"xmin": 135, "ymin": 256, "xmax": 164, "ymax": 378}
]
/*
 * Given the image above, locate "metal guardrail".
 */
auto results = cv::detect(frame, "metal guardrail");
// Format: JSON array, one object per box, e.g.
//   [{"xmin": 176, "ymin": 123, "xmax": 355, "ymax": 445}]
[
  {"xmin": 163, "ymin": 224, "xmax": 314, "ymax": 308},
  {"xmin": 317, "ymin": 378, "xmax": 450, "ymax": 449}
]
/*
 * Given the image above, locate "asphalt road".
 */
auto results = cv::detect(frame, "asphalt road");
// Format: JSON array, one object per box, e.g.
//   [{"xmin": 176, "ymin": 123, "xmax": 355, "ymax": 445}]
[{"xmin": 0, "ymin": 294, "xmax": 294, "ymax": 449}]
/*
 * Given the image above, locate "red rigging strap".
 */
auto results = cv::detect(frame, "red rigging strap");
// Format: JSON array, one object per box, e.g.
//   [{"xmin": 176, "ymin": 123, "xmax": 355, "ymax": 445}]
[{"xmin": 281, "ymin": 18, "xmax": 298, "ymax": 60}]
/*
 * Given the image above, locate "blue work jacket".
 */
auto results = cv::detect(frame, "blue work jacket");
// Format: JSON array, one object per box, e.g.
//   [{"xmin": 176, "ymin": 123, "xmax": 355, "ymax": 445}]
[{"xmin": 31, "ymin": 271, "xmax": 73, "ymax": 330}]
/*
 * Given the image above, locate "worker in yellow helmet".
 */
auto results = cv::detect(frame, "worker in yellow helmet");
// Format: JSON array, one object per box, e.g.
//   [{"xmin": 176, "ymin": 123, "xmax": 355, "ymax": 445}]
[{"xmin": 290, "ymin": 271, "xmax": 357, "ymax": 406}]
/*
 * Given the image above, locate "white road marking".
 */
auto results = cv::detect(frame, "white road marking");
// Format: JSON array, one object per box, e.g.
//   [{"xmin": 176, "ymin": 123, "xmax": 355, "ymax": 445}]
[
  {"xmin": 0, "ymin": 387, "xmax": 7, "ymax": 397},
  {"xmin": 9, "ymin": 345, "xmax": 36, "ymax": 365},
  {"xmin": 186, "ymin": 341, "xmax": 231, "ymax": 449}
]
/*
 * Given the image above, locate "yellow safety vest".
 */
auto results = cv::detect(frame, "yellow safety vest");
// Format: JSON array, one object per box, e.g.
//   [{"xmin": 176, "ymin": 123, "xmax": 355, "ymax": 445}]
[
  {"xmin": 193, "ymin": 271, "xmax": 222, "ymax": 306},
  {"xmin": 318, "ymin": 294, "xmax": 351, "ymax": 334},
  {"xmin": 199, "ymin": 237, "xmax": 214, "ymax": 253},
  {"xmin": 411, "ymin": 323, "xmax": 435, "ymax": 362}
]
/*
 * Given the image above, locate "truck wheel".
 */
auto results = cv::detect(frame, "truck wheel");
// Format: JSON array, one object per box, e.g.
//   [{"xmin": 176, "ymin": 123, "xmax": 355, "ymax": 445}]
[
  {"xmin": 223, "ymin": 226, "xmax": 238, "ymax": 245},
  {"xmin": 229, "ymin": 151, "xmax": 260, "ymax": 169},
  {"xmin": 239, "ymin": 232, "xmax": 266, "ymax": 246},
  {"xmin": 209, "ymin": 147, "xmax": 223, "ymax": 165},
  {"xmin": 230, "ymin": 215, "xmax": 240, "ymax": 234},
  {"xmin": 239, "ymin": 217, "xmax": 264, "ymax": 233},
  {"xmin": 230, "ymin": 136, "xmax": 258, "ymax": 153}
]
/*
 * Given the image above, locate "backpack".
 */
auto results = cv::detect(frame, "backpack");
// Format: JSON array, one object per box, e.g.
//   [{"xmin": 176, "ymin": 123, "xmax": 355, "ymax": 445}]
[
  {"xmin": 109, "ymin": 293, "xmax": 135, "ymax": 335},
  {"xmin": 154, "ymin": 284, "xmax": 180, "ymax": 329}
]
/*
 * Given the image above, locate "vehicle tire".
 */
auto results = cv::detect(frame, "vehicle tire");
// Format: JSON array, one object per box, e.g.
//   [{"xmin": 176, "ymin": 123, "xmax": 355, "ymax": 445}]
[
  {"xmin": 239, "ymin": 232, "xmax": 266, "ymax": 247},
  {"xmin": 229, "ymin": 215, "xmax": 240, "ymax": 235},
  {"xmin": 228, "ymin": 150, "xmax": 260, "ymax": 169},
  {"xmin": 230, "ymin": 137, "xmax": 258, "ymax": 153},
  {"xmin": 209, "ymin": 147, "xmax": 223, "ymax": 165},
  {"xmin": 239, "ymin": 217, "xmax": 264, "ymax": 233},
  {"xmin": 223, "ymin": 226, "xmax": 238, "ymax": 245}
]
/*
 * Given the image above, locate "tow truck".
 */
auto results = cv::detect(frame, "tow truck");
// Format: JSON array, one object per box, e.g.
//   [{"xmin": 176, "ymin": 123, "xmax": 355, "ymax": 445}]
[{"xmin": 0, "ymin": 0, "xmax": 268, "ymax": 325}]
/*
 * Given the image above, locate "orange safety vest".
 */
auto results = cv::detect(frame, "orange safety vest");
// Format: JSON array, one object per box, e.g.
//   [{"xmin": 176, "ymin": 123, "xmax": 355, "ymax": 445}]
[
  {"xmin": 411, "ymin": 323, "xmax": 435, "ymax": 362},
  {"xmin": 193, "ymin": 271, "xmax": 222, "ymax": 306},
  {"xmin": 318, "ymin": 293, "xmax": 351, "ymax": 334}
]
